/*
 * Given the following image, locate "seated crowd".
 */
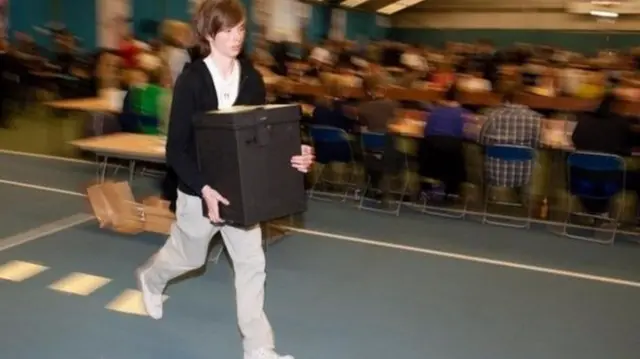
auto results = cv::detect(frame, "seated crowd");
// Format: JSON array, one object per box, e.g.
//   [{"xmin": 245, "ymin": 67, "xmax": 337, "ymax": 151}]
[{"xmin": 2, "ymin": 23, "xmax": 640, "ymax": 234}]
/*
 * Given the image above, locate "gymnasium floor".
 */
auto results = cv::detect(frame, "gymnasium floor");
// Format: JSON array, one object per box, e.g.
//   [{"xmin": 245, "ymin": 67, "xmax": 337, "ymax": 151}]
[{"xmin": 0, "ymin": 150, "xmax": 639, "ymax": 359}]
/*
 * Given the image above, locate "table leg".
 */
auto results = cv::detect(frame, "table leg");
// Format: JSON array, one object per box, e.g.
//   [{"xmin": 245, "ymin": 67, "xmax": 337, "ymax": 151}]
[
  {"xmin": 91, "ymin": 112, "xmax": 104, "ymax": 136},
  {"xmin": 97, "ymin": 156, "xmax": 109, "ymax": 183},
  {"xmin": 95, "ymin": 155, "xmax": 100, "ymax": 182},
  {"xmin": 128, "ymin": 160, "xmax": 136, "ymax": 183}
]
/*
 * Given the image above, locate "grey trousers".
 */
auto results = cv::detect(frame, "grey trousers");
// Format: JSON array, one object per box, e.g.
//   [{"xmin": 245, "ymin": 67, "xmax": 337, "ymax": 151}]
[{"xmin": 145, "ymin": 190, "xmax": 274, "ymax": 351}]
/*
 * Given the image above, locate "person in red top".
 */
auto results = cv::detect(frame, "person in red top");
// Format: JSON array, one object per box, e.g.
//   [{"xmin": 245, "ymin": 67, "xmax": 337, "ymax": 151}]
[
  {"xmin": 119, "ymin": 33, "xmax": 139, "ymax": 68},
  {"xmin": 431, "ymin": 62, "xmax": 456, "ymax": 90}
]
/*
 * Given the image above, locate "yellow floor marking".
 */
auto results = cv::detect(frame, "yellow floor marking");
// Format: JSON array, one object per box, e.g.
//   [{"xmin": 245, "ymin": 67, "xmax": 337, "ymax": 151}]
[
  {"xmin": 49, "ymin": 272, "xmax": 112, "ymax": 296},
  {"xmin": 105, "ymin": 289, "xmax": 169, "ymax": 316},
  {"xmin": 0, "ymin": 260, "xmax": 48, "ymax": 282}
]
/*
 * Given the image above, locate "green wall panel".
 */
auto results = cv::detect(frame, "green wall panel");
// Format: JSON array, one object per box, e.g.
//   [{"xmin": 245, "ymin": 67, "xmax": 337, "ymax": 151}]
[{"xmin": 389, "ymin": 28, "xmax": 640, "ymax": 54}]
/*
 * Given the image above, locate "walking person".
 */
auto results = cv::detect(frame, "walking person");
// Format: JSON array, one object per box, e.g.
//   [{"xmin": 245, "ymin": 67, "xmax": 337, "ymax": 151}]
[{"xmin": 136, "ymin": 1, "xmax": 314, "ymax": 358}]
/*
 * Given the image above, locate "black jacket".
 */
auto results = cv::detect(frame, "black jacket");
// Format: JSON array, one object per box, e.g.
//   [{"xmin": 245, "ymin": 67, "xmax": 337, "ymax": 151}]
[
  {"xmin": 572, "ymin": 113, "xmax": 632, "ymax": 156},
  {"xmin": 165, "ymin": 58, "xmax": 267, "ymax": 197}
]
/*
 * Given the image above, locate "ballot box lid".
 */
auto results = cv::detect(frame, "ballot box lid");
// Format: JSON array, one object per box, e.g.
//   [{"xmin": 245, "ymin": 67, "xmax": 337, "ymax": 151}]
[{"xmin": 193, "ymin": 104, "xmax": 301, "ymax": 130}]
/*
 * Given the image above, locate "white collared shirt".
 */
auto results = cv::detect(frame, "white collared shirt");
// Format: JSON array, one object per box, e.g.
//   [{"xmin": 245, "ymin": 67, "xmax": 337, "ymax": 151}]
[{"xmin": 204, "ymin": 56, "xmax": 240, "ymax": 109}]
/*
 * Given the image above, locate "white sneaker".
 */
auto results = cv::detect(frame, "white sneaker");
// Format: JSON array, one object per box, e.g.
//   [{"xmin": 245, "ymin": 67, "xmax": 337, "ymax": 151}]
[
  {"xmin": 244, "ymin": 348, "xmax": 294, "ymax": 359},
  {"xmin": 135, "ymin": 266, "xmax": 163, "ymax": 320}
]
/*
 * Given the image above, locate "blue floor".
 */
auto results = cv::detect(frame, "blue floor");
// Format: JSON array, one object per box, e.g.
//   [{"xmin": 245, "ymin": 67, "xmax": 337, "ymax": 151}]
[{"xmin": 1, "ymin": 151, "xmax": 640, "ymax": 359}]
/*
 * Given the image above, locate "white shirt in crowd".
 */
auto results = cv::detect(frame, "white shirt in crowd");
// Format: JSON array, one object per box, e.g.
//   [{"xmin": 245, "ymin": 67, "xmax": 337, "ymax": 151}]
[
  {"xmin": 310, "ymin": 46, "xmax": 333, "ymax": 65},
  {"xmin": 458, "ymin": 76, "xmax": 492, "ymax": 92},
  {"xmin": 561, "ymin": 68, "xmax": 584, "ymax": 96},
  {"xmin": 401, "ymin": 52, "xmax": 428, "ymax": 72},
  {"xmin": 204, "ymin": 56, "xmax": 240, "ymax": 109}
]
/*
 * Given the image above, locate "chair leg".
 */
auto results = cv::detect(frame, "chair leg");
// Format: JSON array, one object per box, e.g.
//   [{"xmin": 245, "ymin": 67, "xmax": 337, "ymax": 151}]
[
  {"xmin": 420, "ymin": 182, "xmax": 468, "ymax": 219},
  {"xmin": 358, "ymin": 172, "xmax": 407, "ymax": 216},
  {"xmin": 308, "ymin": 164, "xmax": 326, "ymax": 199},
  {"xmin": 310, "ymin": 163, "xmax": 360, "ymax": 202},
  {"xmin": 345, "ymin": 162, "xmax": 361, "ymax": 201},
  {"xmin": 482, "ymin": 186, "xmax": 490, "ymax": 225},
  {"xmin": 562, "ymin": 197, "xmax": 619, "ymax": 245},
  {"xmin": 600, "ymin": 194, "xmax": 623, "ymax": 245},
  {"xmin": 562, "ymin": 194, "xmax": 572, "ymax": 237},
  {"xmin": 482, "ymin": 186, "xmax": 532, "ymax": 228},
  {"xmin": 393, "ymin": 174, "xmax": 410, "ymax": 216},
  {"xmin": 98, "ymin": 156, "xmax": 110, "ymax": 183},
  {"xmin": 339, "ymin": 163, "xmax": 354, "ymax": 202},
  {"xmin": 358, "ymin": 177, "xmax": 372, "ymax": 210},
  {"xmin": 524, "ymin": 192, "xmax": 534, "ymax": 229}
]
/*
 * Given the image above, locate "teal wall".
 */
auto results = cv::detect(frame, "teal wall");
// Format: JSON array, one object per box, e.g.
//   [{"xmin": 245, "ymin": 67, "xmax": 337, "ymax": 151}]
[
  {"xmin": 133, "ymin": 0, "xmax": 189, "ymax": 41},
  {"xmin": 8, "ymin": 0, "xmax": 53, "ymax": 43},
  {"xmin": 60, "ymin": 0, "xmax": 97, "ymax": 49},
  {"xmin": 307, "ymin": 5, "xmax": 331, "ymax": 44},
  {"xmin": 345, "ymin": 11, "xmax": 387, "ymax": 41},
  {"xmin": 306, "ymin": 6, "xmax": 389, "ymax": 44},
  {"xmin": 8, "ymin": 0, "xmax": 95, "ymax": 49},
  {"xmin": 389, "ymin": 28, "xmax": 640, "ymax": 54},
  {"xmin": 239, "ymin": 0, "xmax": 255, "ymax": 52},
  {"xmin": 6, "ymin": 0, "xmax": 388, "ymax": 51},
  {"xmin": 166, "ymin": 0, "xmax": 191, "ymax": 22}
]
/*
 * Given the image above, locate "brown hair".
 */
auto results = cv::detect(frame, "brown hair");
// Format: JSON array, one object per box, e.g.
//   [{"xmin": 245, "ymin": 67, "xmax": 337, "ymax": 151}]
[{"xmin": 193, "ymin": 0, "xmax": 246, "ymax": 55}]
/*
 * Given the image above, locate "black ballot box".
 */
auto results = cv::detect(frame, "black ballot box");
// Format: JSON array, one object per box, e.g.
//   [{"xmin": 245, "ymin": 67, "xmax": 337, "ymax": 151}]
[{"xmin": 193, "ymin": 104, "xmax": 306, "ymax": 227}]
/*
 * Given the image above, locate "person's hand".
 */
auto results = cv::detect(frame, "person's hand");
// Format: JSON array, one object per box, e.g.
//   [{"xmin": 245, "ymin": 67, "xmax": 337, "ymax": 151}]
[
  {"xmin": 201, "ymin": 185, "xmax": 229, "ymax": 224},
  {"xmin": 291, "ymin": 145, "xmax": 314, "ymax": 173}
]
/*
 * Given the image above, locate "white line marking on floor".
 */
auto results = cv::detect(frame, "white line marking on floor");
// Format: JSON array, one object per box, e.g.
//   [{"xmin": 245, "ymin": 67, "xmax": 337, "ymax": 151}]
[
  {"xmin": 5, "ymin": 178, "xmax": 640, "ymax": 237},
  {"xmin": 0, "ymin": 213, "xmax": 94, "ymax": 252},
  {"xmin": 277, "ymin": 225, "xmax": 640, "ymax": 289},
  {"xmin": 0, "ymin": 148, "xmax": 94, "ymax": 164},
  {"xmin": 105, "ymin": 289, "xmax": 169, "ymax": 316},
  {"xmin": 1, "ymin": 178, "xmax": 639, "ymax": 289},
  {"xmin": 49, "ymin": 272, "xmax": 112, "ymax": 296},
  {"xmin": 0, "ymin": 178, "xmax": 86, "ymax": 197},
  {"xmin": 0, "ymin": 260, "xmax": 49, "ymax": 282}
]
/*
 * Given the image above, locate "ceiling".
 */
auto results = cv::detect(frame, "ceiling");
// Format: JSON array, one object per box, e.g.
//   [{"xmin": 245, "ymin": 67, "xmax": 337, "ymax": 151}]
[{"xmin": 354, "ymin": 0, "xmax": 567, "ymax": 14}]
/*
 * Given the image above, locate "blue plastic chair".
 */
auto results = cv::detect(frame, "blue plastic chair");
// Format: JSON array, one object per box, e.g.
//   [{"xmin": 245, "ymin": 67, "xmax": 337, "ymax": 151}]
[
  {"xmin": 482, "ymin": 144, "xmax": 536, "ymax": 228},
  {"xmin": 308, "ymin": 125, "xmax": 357, "ymax": 201},
  {"xmin": 485, "ymin": 145, "xmax": 535, "ymax": 162},
  {"xmin": 360, "ymin": 131, "xmax": 386, "ymax": 153},
  {"xmin": 563, "ymin": 151, "xmax": 625, "ymax": 244},
  {"xmin": 308, "ymin": 125, "xmax": 353, "ymax": 164}
]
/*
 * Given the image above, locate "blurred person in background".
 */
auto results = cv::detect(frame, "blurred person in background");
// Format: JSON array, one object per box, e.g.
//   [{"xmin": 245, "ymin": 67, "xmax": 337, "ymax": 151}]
[
  {"xmin": 418, "ymin": 85, "xmax": 469, "ymax": 197},
  {"xmin": 161, "ymin": 20, "xmax": 191, "ymax": 84},
  {"xmin": 430, "ymin": 62, "xmax": 456, "ymax": 90},
  {"xmin": 119, "ymin": 25, "xmax": 140, "ymax": 68},
  {"xmin": 571, "ymin": 93, "xmax": 633, "ymax": 215},
  {"xmin": 357, "ymin": 76, "xmax": 398, "ymax": 133}
]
